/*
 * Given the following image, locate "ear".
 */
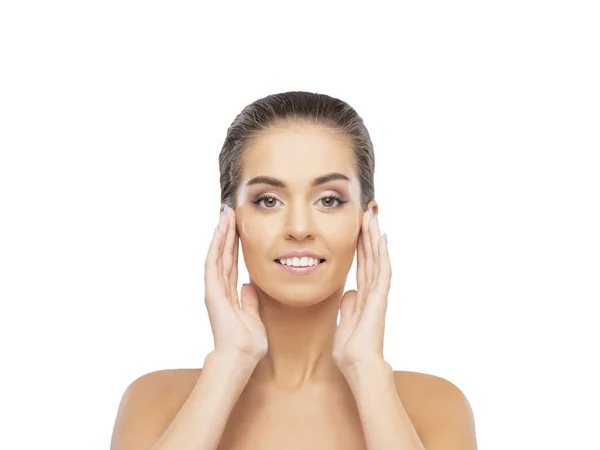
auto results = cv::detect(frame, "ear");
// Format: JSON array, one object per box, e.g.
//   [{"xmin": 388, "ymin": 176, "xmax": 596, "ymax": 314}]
[{"xmin": 366, "ymin": 200, "xmax": 379, "ymax": 216}]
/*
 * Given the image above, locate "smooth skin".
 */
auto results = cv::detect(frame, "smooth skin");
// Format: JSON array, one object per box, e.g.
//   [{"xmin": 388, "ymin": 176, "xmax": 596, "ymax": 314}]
[
  {"xmin": 204, "ymin": 206, "xmax": 268, "ymax": 362},
  {"xmin": 333, "ymin": 207, "xmax": 391, "ymax": 372},
  {"xmin": 110, "ymin": 121, "xmax": 477, "ymax": 450}
]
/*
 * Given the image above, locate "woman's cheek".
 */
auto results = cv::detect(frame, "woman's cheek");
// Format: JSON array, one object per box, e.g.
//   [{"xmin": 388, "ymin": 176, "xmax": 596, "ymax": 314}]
[
  {"xmin": 237, "ymin": 214, "xmax": 270, "ymax": 248},
  {"xmin": 326, "ymin": 218, "xmax": 360, "ymax": 252},
  {"xmin": 350, "ymin": 215, "xmax": 361, "ymax": 240},
  {"xmin": 238, "ymin": 216, "xmax": 250, "ymax": 240},
  {"xmin": 238, "ymin": 214, "xmax": 264, "ymax": 237},
  {"xmin": 237, "ymin": 217, "xmax": 254, "ymax": 252},
  {"xmin": 237, "ymin": 217, "xmax": 256, "ymax": 271},
  {"xmin": 337, "ymin": 209, "xmax": 361, "ymax": 239}
]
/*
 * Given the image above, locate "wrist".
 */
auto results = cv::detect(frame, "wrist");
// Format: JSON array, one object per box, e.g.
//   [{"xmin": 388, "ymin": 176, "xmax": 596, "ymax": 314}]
[
  {"xmin": 341, "ymin": 357, "xmax": 393, "ymax": 383},
  {"xmin": 205, "ymin": 349, "xmax": 261, "ymax": 373}
]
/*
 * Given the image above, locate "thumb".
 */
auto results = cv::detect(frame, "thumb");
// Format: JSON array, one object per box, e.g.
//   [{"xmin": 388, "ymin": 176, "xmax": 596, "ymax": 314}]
[
  {"xmin": 338, "ymin": 289, "xmax": 358, "ymax": 327},
  {"xmin": 240, "ymin": 283, "xmax": 260, "ymax": 319}
]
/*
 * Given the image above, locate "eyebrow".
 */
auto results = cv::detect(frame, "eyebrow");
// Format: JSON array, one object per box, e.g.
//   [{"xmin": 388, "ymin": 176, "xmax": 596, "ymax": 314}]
[{"xmin": 246, "ymin": 172, "xmax": 351, "ymax": 189}]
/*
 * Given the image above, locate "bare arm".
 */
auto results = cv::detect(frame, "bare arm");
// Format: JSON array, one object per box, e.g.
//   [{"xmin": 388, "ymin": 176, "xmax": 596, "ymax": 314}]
[
  {"xmin": 110, "ymin": 351, "xmax": 258, "ymax": 450},
  {"xmin": 344, "ymin": 361, "xmax": 477, "ymax": 450},
  {"xmin": 344, "ymin": 360, "xmax": 426, "ymax": 450},
  {"xmin": 152, "ymin": 351, "xmax": 257, "ymax": 450}
]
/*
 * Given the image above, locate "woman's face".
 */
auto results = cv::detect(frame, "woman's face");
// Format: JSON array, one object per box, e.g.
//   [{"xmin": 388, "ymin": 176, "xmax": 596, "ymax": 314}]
[{"xmin": 234, "ymin": 121, "xmax": 373, "ymax": 305}]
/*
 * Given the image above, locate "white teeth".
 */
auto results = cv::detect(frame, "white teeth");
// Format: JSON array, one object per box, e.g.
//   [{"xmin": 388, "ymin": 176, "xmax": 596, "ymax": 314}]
[{"xmin": 278, "ymin": 256, "xmax": 321, "ymax": 267}]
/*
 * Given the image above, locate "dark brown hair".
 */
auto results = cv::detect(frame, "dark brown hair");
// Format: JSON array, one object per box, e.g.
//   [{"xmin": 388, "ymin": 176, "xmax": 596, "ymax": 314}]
[{"xmin": 218, "ymin": 91, "xmax": 375, "ymax": 210}]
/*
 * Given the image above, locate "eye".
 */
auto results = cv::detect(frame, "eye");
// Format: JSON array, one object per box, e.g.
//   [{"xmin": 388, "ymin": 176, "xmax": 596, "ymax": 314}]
[
  {"xmin": 253, "ymin": 194, "xmax": 281, "ymax": 209},
  {"xmin": 319, "ymin": 195, "xmax": 344, "ymax": 208}
]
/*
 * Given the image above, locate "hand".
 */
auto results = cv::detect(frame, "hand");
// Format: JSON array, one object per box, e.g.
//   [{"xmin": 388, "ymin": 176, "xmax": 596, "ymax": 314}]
[
  {"xmin": 332, "ymin": 209, "xmax": 391, "ymax": 374},
  {"xmin": 204, "ymin": 204, "xmax": 268, "ymax": 363}
]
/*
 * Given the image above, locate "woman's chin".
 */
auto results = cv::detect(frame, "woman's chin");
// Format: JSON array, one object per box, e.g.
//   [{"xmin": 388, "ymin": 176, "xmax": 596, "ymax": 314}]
[{"xmin": 271, "ymin": 283, "xmax": 342, "ymax": 308}]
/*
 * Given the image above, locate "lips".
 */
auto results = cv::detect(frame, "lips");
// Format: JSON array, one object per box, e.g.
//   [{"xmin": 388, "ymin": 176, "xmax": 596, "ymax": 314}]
[{"xmin": 275, "ymin": 250, "xmax": 325, "ymax": 261}]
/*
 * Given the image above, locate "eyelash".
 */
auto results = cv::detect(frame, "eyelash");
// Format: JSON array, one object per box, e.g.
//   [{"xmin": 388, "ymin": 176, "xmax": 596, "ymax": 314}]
[{"xmin": 252, "ymin": 193, "xmax": 348, "ymax": 210}]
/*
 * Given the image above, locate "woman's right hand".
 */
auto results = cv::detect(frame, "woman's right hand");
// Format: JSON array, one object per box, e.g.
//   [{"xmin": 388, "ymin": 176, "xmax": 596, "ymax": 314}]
[{"xmin": 204, "ymin": 204, "xmax": 268, "ymax": 364}]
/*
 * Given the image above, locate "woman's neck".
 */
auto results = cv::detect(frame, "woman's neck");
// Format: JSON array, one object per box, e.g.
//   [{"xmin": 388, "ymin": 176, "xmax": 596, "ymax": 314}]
[{"xmin": 248, "ymin": 284, "xmax": 347, "ymax": 390}]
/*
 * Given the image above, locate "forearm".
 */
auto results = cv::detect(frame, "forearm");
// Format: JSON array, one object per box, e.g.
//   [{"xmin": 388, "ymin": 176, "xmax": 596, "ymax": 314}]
[
  {"xmin": 152, "ymin": 351, "xmax": 257, "ymax": 450},
  {"xmin": 344, "ymin": 360, "xmax": 425, "ymax": 450}
]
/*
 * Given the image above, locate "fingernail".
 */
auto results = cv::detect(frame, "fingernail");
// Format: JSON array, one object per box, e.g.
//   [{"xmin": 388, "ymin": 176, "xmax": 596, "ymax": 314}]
[
  {"xmin": 383, "ymin": 232, "xmax": 388, "ymax": 244},
  {"xmin": 368, "ymin": 207, "xmax": 374, "ymax": 217},
  {"xmin": 214, "ymin": 225, "xmax": 219, "ymax": 235},
  {"xmin": 224, "ymin": 204, "xmax": 229, "ymax": 214},
  {"xmin": 375, "ymin": 215, "xmax": 379, "ymax": 225}
]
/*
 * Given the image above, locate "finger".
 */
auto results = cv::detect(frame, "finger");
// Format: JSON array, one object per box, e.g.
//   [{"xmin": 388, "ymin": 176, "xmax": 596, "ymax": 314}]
[
  {"xmin": 215, "ymin": 212, "xmax": 228, "ymax": 285},
  {"xmin": 362, "ymin": 211, "xmax": 374, "ymax": 286},
  {"xmin": 355, "ymin": 232, "xmax": 365, "ymax": 314},
  {"xmin": 230, "ymin": 232, "xmax": 240, "ymax": 310},
  {"xmin": 222, "ymin": 207, "xmax": 236, "ymax": 283},
  {"xmin": 370, "ymin": 213, "xmax": 382, "ymax": 288},
  {"xmin": 204, "ymin": 213, "xmax": 225, "ymax": 289},
  {"xmin": 376, "ymin": 233, "xmax": 392, "ymax": 296},
  {"xmin": 356, "ymin": 231, "xmax": 365, "ymax": 292},
  {"xmin": 357, "ymin": 211, "xmax": 373, "ymax": 314},
  {"xmin": 220, "ymin": 206, "xmax": 240, "ymax": 309}
]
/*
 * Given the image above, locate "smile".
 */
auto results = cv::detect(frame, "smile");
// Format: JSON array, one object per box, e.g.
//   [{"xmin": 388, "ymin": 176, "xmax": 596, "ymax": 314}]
[{"xmin": 274, "ymin": 259, "xmax": 326, "ymax": 275}]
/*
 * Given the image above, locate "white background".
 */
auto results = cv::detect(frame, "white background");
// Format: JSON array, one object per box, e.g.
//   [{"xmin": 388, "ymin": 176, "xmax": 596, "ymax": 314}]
[{"xmin": 1, "ymin": 1, "xmax": 598, "ymax": 449}]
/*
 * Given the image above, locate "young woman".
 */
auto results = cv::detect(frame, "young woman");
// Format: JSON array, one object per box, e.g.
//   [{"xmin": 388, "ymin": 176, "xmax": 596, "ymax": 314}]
[{"xmin": 110, "ymin": 91, "xmax": 478, "ymax": 450}]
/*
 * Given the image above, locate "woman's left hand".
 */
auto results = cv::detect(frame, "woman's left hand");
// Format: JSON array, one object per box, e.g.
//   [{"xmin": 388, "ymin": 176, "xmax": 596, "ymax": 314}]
[{"xmin": 333, "ymin": 208, "xmax": 391, "ymax": 375}]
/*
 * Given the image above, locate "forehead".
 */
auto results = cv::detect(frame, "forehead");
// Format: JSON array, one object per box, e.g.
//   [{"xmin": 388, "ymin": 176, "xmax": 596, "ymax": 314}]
[{"xmin": 241, "ymin": 122, "xmax": 356, "ymax": 181}]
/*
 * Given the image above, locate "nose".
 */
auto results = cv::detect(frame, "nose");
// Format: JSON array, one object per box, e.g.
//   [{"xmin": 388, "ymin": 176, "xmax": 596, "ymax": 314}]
[{"xmin": 283, "ymin": 201, "xmax": 314, "ymax": 241}]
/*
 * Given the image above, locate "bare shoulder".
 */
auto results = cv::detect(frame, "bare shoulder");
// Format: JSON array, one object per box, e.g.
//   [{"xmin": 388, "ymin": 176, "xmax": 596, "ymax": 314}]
[
  {"xmin": 393, "ymin": 370, "xmax": 477, "ymax": 449},
  {"xmin": 110, "ymin": 368, "xmax": 202, "ymax": 450}
]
